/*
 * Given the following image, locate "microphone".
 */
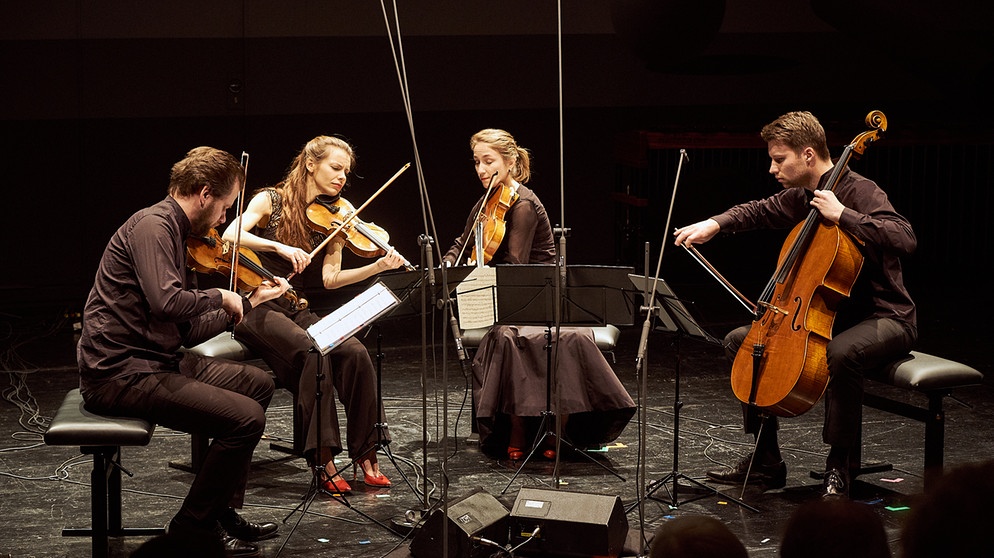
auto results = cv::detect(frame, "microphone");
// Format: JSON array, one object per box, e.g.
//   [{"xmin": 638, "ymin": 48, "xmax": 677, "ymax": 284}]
[
  {"xmin": 421, "ymin": 235, "xmax": 435, "ymax": 286},
  {"xmin": 449, "ymin": 309, "xmax": 468, "ymax": 361}
]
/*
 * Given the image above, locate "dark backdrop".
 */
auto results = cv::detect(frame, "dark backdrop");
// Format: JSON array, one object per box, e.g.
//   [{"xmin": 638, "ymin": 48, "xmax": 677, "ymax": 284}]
[{"xmin": 2, "ymin": 2, "xmax": 991, "ymax": 365}]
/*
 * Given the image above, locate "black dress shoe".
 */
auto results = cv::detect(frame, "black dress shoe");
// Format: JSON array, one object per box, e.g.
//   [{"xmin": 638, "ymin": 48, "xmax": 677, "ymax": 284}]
[
  {"xmin": 220, "ymin": 531, "xmax": 261, "ymax": 558},
  {"xmin": 822, "ymin": 468, "xmax": 849, "ymax": 498},
  {"xmin": 706, "ymin": 454, "xmax": 787, "ymax": 489},
  {"xmin": 219, "ymin": 508, "xmax": 279, "ymax": 542},
  {"xmin": 167, "ymin": 518, "xmax": 260, "ymax": 557}
]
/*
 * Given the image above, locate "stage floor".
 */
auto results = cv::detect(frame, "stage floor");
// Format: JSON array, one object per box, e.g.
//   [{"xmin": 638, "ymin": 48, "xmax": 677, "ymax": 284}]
[{"xmin": 2, "ymin": 299, "xmax": 991, "ymax": 558}]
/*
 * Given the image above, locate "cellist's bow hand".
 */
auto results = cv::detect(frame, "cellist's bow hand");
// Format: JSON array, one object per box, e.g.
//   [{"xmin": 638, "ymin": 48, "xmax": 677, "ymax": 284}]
[
  {"xmin": 276, "ymin": 245, "xmax": 312, "ymax": 274},
  {"xmin": 810, "ymin": 190, "xmax": 844, "ymax": 224},
  {"xmin": 673, "ymin": 218, "xmax": 720, "ymax": 247},
  {"xmin": 248, "ymin": 276, "xmax": 291, "ymax": 307}
]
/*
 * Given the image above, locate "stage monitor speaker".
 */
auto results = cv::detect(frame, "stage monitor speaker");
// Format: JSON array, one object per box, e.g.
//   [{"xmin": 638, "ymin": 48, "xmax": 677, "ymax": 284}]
[
  {"xmin": 509, "ymin": 487, "xmax": 629, "ymax": 558},
  {"xmin": 409, "ymin": 487, "xmax": 510, "ymax": 558}
]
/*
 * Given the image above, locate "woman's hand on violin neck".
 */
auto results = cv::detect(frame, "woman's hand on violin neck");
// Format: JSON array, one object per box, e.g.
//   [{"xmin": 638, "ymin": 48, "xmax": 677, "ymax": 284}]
[
  {"xmin": 378, "ymin": 250, "xmax": 406, "ymax": 271},
  {"xmin": 276, "ymin": 244, "xmax": 312, "ymax": 274},
  {"xmin": 247, "ymin": 276, "xmax": 291, "ymax": 308}
]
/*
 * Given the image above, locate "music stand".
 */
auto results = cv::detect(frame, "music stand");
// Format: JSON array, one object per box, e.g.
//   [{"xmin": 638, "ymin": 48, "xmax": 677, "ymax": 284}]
[
  {"xmin": 276, "ymin": 282, "xmax": 404, "ymax": 556},
  {"xmin": 450, "ymin": 265, "xmax": 635, "ymax": 491},
  {"xmin": 625, "ymin": 274, "xmax": 758, "ymax": 513},
  {"xmin": 374, "ymin": 266, "xmax": 475, "ymax": 320}
]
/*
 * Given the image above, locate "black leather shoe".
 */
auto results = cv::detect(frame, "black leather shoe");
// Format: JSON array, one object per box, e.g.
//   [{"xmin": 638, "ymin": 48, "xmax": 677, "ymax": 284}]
[
  {"xmin": 822, "ymin": 468, "xmax": 849, "ymax": 498},
  {"xmin": 706, "ymin": 454, "xmax": 787, "ymax": 489},
  {"xmin": 220, "ymin": 531, "xmax": 261, "ymax": 558},
  {"xmin": 167, "ymin": 519, "xmax": 260, "ymax": 557},
  {"xmin": 219, "ymin": 508, "xmax": 279, "ymax": 542}
]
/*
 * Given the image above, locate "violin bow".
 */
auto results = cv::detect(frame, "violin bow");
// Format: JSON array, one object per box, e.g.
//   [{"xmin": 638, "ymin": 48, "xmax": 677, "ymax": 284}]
[
  {"xmin": 229, "ymin": 152, "xmax": 250, "ymax": 295},
  {"xmin": 288, "ymin": 162, "xmax": 411, "ymax": 279}
]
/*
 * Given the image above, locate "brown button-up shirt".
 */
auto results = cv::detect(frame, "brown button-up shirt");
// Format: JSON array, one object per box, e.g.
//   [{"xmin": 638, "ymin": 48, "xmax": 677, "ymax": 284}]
[{"xmin": 77, "ymin": 196, "xmax": 238, "ymax": 388}]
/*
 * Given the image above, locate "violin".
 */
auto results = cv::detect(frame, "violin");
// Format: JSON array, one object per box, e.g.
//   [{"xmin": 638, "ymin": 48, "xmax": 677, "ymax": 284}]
[
  {"xmin": 469, "ymin": 181, "xmax": 518, "ymax": 265},
  {"xmin": 305, "ymin": 195, "xmax": 415, "ymax": 271},
  {"xmin": 729, "ymin": 110, "xmax": 886, "ymax": 417},
  {"xmin": 187, "ymin": 228, "xmax": 308, "ymax": 310}
]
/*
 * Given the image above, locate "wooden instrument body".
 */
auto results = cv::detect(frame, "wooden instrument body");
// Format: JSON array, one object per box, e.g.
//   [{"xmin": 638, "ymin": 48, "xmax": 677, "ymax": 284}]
[{"xmin": 730, "ymin": 219, "xmax": 864, "ymax": 417}]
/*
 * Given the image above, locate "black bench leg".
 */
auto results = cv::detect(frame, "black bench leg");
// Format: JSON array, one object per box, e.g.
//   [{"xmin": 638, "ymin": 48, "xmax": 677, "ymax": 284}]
[
  {"xmin": 168, "ymin": 434, "xmax": 209, "ymax": 474},
  {"xmin": 94, "ymin": 448, "xmax": 112, "ymax": 558},
  {"xmin": 61, "ymin": 447, "xmax": 114, "ymax": 558},
  {"xmin": 924, "ymin": 392, "xmax": 947, "ymax": 490}
]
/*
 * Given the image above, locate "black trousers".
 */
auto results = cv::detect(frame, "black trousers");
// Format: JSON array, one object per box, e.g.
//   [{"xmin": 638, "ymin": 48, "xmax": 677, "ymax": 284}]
[
  {"xmin": 234, "ymin": 298, "xmax": 389, "ymax": 461},
  {"xmin": 81, "ymin": 353, "xmax": 273, "ymax": 528},
  {"xmin": 725, "ymin": 316, "xmax": 916, "ymax": 450}
]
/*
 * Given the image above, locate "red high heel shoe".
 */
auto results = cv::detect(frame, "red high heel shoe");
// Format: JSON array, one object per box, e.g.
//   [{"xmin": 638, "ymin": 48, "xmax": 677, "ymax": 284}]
[
  {"xmin": 355, "ymin": 459, "xmax": 391, "ymax": 487},
  {"xmin": 507, "ymin": 446, "xmax": 524, "ymax": 461},
  {"xmin": 320, "ymin": 466, "xmax": 352, "ymax": 494}
]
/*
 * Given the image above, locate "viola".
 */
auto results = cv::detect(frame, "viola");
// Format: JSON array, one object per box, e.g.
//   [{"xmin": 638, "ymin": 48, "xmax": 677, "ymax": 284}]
[
  {"xmin": 186, "ymin": 228, "xmax": 308, "ymax": 310},
  {"xmin": 729, "ymin": 110, "xmax": 886, "ymax": 417},
  {"xmin": 469, "ymin": 181, "xmax": 519, "ymax": 265},
  {"xmin": 305, "ymin": 195, "xmax": 415, "ymax": 271}
]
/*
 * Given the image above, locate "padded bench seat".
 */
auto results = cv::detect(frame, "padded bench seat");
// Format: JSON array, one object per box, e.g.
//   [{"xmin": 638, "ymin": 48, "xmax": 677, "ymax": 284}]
[
  {"xmin": 44, "ymin": 388, "xmax": 165, "ymax": 558},
  {"xmin": 861, "ymin": 351, "xmax": 984, "ymax": 489},
  {"xmin": 461, "ymin": 324, "xmax": 621, "ymax": 360}
]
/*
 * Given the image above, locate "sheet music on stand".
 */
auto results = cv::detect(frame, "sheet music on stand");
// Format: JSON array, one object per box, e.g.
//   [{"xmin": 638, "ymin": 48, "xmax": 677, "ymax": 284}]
[
  {"xmin": 454, "ymin": 266, "xmax": 497, "ymax": 330},
  {"xmin": 306, "ymin": 281, "xmax": 400, "ymax": 355},
  {"xmin": 628, "ymin": 274, "xmax": 720, "ymax": 344}
]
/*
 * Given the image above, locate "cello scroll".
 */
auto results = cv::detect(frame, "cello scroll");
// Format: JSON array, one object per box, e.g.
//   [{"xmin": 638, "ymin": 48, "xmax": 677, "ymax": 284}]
[{"xmin": 850, "ymin": 110, "xmax": 887, "ymax": 158}]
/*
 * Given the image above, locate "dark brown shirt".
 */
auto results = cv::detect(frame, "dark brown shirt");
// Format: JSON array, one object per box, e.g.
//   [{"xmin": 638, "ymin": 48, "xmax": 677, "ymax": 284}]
[
  {"xmin": 77, "ymin": 196, "xmax": 237, "ymax": 388},
  {"xmin": 711, "ymin": 168, "xmax": 917, "ymax": 332}
]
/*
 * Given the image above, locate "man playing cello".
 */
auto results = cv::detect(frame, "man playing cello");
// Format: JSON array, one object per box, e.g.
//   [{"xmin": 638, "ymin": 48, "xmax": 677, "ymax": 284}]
[{"xmin": 673, "ymin": 111, "xmax": 917, "ymax": 498}]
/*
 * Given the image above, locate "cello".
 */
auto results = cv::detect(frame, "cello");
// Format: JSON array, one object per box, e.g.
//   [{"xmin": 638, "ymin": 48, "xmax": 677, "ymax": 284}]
[{"xmin": 729, "ymin": 110, "xmax": 887, "ymax": 417}]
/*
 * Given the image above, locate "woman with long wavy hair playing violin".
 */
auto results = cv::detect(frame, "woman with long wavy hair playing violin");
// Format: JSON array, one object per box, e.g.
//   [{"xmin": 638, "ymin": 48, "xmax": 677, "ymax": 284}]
[{"xmin": 222, "ymin": 135, "xmax": 405, "ymax": 494}]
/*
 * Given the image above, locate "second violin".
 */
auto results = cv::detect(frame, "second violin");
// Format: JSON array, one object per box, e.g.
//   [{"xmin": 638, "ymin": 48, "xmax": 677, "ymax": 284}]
[{"xmin": 305, "ymin": 194, "xmax": 415, "ymax": 271}]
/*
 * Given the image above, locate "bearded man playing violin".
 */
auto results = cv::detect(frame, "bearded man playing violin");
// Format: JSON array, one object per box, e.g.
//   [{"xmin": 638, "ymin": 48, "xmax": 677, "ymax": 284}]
[
  {"xmin": 78, "ymin": 146, "xmax": 291, "ymax": 557},
  {"xmin": 674, "ymin": 111, "xmax": 917, "ymax": 499},
  {"xmin": 221, "ymin": 135, "xmax": 404, "ymax": 494}
]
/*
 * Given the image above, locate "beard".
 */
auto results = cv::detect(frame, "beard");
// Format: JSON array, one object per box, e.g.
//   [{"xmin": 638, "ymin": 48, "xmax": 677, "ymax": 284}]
[{"xmin": 190, "ymin": 209, "xmax": 219, "ymax": 237}]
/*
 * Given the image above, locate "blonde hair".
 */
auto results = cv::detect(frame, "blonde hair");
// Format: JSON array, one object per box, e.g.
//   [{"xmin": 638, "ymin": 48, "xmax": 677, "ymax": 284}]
[{"xmin": 471, "ymin": 128, "xmax": 531, "ymax": 184}]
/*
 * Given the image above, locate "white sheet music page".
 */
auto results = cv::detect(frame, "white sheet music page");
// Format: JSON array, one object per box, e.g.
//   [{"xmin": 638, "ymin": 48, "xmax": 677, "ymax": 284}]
[
  {"xmin": 306, "ymin": 281, "xmax": 400, "ymax": 354},
  {"xmin": 455, "ymin": 266, "xmax": 497, "ymax": 330}
]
